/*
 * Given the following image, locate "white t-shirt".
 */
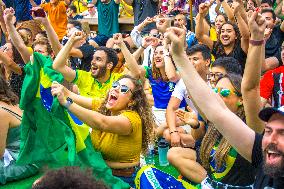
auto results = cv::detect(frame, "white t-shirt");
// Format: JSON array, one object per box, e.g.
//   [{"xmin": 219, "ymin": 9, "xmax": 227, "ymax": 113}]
[{"xmin": 171, "ymin": 79, "xmax": 198, "ymax": 113}]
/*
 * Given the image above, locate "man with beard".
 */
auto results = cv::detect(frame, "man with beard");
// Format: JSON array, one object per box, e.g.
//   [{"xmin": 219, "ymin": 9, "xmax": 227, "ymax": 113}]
[
  {"xmin": 53, "ymin": 32, "xmax": 120, "ymax": 100},
  {"xmin": 52, "ymin": 32, "xmax": 139, "ymax": 102},
  {"xmin": 165, "ymin": 10, "xmax": 284, "ymax": 188}
]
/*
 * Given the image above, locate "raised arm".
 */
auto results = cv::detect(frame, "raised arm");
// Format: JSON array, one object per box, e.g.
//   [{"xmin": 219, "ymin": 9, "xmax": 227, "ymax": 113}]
[
  {"xmin": 0, "ymin": 2, "xmax": 9, "ymax": 43},
  {"xmin": 29, "ymin": 0, "xmax": 38, "ymax": 7},
  {"xmin": 52, "ymin": 32, "xmax": 80, "ymax": 82},
  {"xmin": 241, "ymin": 11, "xmax": 266, "ymax": 134},
  {"xmin": 195, "ymin": 3, "xmax": 214, "ymax": 50},
  {"xmin": 163, "ymin": 39, "xmax": 180, "ymax": 82},
  {"xmin": 165, "ymin": 26, "xmax": 255, "ymax": 162},
  {"xmin": 51, "ymin": 82, "xmax": 133, "ymax": 135},
  {"xmin": 4, "ymin": 8, "xmax": 31, "ymax": 63},
  {"xmin": 0, "ymin": 51, "xmax": 22, "ymax": 75},
  {"xmin": 113, "ymin": 33, "xmax": 144, "ymax": 79},
  {"xmin": 32, "ymin": 9, "xmax": 62, "ymax": 55},
  {"xmin": 232, "ymin": 1, "xmax": 249, "ymax": 53},
  {"xmin": 221, "ymin": 0, "xmax": 235, "ymax": 23}
]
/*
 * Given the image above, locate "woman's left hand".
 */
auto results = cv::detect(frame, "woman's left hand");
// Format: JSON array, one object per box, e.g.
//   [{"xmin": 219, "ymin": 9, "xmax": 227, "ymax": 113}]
[{"xmin": 51, "ymin": 81, "xmax": 67, "ymax": 105}]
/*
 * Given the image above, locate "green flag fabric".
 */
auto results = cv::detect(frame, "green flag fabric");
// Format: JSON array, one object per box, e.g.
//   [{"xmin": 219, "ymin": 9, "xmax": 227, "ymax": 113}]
[{"xmin": 17, "ymin": 52, "xmax": 130, "ymax": 189}]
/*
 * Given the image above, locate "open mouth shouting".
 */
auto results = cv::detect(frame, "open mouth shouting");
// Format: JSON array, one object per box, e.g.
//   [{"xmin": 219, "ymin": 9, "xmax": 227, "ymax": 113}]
[{"xmin": 107, "ymin": 93, "xmax": 118, "ymax": 106}]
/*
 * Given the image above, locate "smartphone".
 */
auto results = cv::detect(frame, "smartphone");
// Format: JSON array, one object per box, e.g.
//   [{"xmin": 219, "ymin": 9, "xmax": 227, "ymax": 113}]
[{"xmin": 30, "ymin": 8, "xmax": 46, "ymax": 17}]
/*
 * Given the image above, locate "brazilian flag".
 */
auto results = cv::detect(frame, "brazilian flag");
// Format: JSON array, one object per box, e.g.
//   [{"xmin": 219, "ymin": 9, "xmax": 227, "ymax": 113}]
[{"xmin": 16, "ymin": 52, "xmax": 130, "ymax": 189}]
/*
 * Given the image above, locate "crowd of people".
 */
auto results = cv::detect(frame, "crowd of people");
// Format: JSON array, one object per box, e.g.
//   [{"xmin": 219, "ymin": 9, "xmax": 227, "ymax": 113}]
[{"xmin": 0, "ymin": 0, "xmax": 284, "ymax": 188}]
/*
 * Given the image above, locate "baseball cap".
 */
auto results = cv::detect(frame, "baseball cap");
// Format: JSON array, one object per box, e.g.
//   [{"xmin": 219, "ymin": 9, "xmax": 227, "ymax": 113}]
[{"xmin": 259, "ymin": 106, "xmax": 284, "ymax": 122}]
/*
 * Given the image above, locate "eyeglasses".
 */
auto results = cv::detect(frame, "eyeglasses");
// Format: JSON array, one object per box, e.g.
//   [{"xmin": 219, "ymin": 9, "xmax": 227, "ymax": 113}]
[
  {"xmin": 213, "ymin": 87, "xmax": 241, "ymax": 97},
  {"xmin": 151, "ymin": 33, "xmax": 161, "ymax": 38},
  {"xmin": 113, "ymin": 48, "xmax": 121, "ymax": 53},
  {"xmin": 207, "ymin": 72, "xmax": 225, "ymax": 81},
  {"xmin": 112, "ymin": 81, "xmax": 133, "ymax": 94}
]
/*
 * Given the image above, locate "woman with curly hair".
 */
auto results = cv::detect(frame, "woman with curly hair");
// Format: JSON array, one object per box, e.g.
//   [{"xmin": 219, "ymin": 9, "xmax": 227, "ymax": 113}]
[
  {"xmin": 0, "ymin": 75, "xmax": 38, "ymax": 185},
  {"xmin": 51, "ymin": 75, "xmax": 154, "ymax": 187},
  {"xmin": 168, "ymin": 73, "xmax": 256, "ymax": 188}
]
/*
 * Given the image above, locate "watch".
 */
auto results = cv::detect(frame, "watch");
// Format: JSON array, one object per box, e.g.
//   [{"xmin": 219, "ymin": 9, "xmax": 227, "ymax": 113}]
[{"xmin": 64, "ymin": 97, "xmax": 73, "ymax": 109}]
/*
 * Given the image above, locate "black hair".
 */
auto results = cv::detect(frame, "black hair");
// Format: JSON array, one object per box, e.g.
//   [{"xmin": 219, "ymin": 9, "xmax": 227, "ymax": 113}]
[
  {"xmin": 96, "ymin": 47, "xmax": 118, "ymax": 72},
  {"xmin": 32, "ymin": 167, "xmax": 108, "ymax": 189},
  {"xmin": 68, "ymin": 20, "xmax": 82, "ymax": 30},
  {"xmin": 261, "ymin": 8, "xmax": 277, "ymax": 21},
  {"xmin": 211, "ymin": 57, "xmax": 242, "ymax": 75},
  {"xmin": 69, "ymin": 5, "xmax": 77, "ymax": 13},
  {"xmin": 261, "ymin": 0, "xmax": 273, "ymax": 7},
  {"xmin": 186, "ymin": 44, "xmax": 211, "ymax": 60}
]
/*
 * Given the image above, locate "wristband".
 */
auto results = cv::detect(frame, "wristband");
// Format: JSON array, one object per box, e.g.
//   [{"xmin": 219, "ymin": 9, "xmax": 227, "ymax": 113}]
[
  {"xmin": 249, "ymin": 39, "xmax": 264, "ymax": 46},
  {"xmin": 141, "ymin": 45, "xmax": 147, "ymax": 49},
  {"xmin": 64, "ymin": 97, "xmax": 73, "ymax": 109},
  {"xmin": 169, "ymin": 130, "xmax": 178, "ymax": 134},
  {"xmin": 191, "ymin": 121, "xmax": 200, "ymax": 129}
]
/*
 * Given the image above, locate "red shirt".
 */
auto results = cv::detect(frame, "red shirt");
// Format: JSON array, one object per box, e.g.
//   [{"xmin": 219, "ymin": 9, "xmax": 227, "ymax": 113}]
[{"xmin": 260, "ymin": 66, "xmax": 284, "ymax": 107}]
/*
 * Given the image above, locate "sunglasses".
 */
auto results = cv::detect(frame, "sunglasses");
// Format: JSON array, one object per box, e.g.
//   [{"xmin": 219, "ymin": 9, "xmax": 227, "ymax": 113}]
[
  {"xmin": 151, "ymin": 33, "xmax": 161, "ymax": 38},
  {"xmin": 213, "ymin": 87, "xmax": 241, "ymax": 97},
  {"xmin": 112, "ymin": 81, "xmax": 133, "ymax": 94}
]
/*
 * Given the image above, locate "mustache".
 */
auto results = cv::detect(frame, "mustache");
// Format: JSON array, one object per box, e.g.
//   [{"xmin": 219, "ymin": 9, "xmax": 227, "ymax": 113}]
[{"xmin": 264, "ymin": 143, "xmax": 284, "ymax": 155}]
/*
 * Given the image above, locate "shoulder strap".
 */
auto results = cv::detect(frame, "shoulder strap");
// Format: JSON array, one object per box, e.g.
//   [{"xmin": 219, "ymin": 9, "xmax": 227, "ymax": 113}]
[{"xmin": 0, "ymin": 106, "xmax": 22, "ymax": 121}]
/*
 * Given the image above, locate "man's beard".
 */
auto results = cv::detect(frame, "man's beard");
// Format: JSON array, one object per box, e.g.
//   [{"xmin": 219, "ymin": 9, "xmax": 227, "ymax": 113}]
[
  {"xmin": 263, "ymin": 143, "xmax": 284, "ymax": 178},
  {"xmin": 92, "ymin": 65, "xmax": 107, "ymax": 79}
]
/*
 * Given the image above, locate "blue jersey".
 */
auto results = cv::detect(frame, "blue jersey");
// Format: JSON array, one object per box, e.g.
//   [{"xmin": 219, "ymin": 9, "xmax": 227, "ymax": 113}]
[{"xmin": 145, "ymin": 66, "xmax": 186, "ymax": 109}]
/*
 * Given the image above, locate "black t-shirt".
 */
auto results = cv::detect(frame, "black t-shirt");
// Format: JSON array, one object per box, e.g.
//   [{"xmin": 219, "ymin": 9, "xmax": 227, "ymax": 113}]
[
  {"xmin": 252, "ymin": 134, "xmax": 284, "ymax": 189},
  {"xmin": 265, "ymin": 25, "xmax": 284, "ymax": 65},
  {"xmin": 212, "ymin": 41, "xmax": 247, "ymax": 74},
  {"xmin": 9, "ymin": 63, "xmax": 25, "ymax": 98},
  {"xmin": 69, "ymin": 43, "xmax": 95, "ymax": 71}
]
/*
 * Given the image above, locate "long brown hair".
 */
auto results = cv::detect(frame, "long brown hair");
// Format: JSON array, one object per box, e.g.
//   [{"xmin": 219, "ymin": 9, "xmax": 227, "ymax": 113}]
[
  {"xmin": 0, "ymin": 75, "xmax": 18, "ymax": 105},
  {"xmin": 200, "ymin": 73, "xmax": 244, "ymax": 170},
  {"xmin": 152, "ymin": 45, "xmax": 169, "ymax": 81},
  {"xmin": 99, "ymin": 75, "xmax": 155, "ymax": 154}
]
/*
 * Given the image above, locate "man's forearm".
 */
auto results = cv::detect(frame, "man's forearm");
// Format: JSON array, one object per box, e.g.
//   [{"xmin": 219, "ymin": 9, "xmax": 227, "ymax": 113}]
[
  {"xmin": 53, "ymin": 38, "xmax": 75, "ymax": 70},
  {"xmin": 42, "ymin": 20, "xmax": 62, "ymax": 55}
]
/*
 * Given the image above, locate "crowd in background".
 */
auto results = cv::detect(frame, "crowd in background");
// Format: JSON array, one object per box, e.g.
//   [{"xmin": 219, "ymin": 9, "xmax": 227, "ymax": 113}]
[{"xmin": 0, "ymin": 0, "xmax": 284, "ymax": 188}]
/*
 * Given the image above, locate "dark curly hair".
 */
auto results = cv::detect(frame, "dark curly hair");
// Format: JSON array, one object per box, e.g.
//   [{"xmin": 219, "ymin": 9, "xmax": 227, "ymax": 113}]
[
  {"xmin": 32, "ymin": 167, "xmax": 108, "ymax": 189},
  {"xmin": 214, "ymin": 22, "xmax": 241, "ymax": 56},
  {"xmin": 99, "ymin": 75, "xmax": 155, "ymax": 154},
  {"xmin": 0, "ymin": 75, "xmax": 18, "ymax": 105},
  {"xmin": 96, "ymin": 47, "xmax": 118, "ymax": 72}
]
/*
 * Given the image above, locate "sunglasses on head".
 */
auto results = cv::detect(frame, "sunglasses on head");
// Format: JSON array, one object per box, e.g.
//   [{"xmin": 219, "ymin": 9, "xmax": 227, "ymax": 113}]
[
  {"xmin": 213, "ymin": 87, "xmax": 241, "ymax": 97},
  {"xmin": 112, "ymin": 81, "xmax": 133, "ymax": 94}
]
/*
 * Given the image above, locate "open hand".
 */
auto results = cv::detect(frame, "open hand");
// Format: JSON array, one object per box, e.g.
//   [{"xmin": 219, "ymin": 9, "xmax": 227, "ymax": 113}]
[{"xmin": 176, "ymin": 109, "xmax": 198, "ymax": 126}]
